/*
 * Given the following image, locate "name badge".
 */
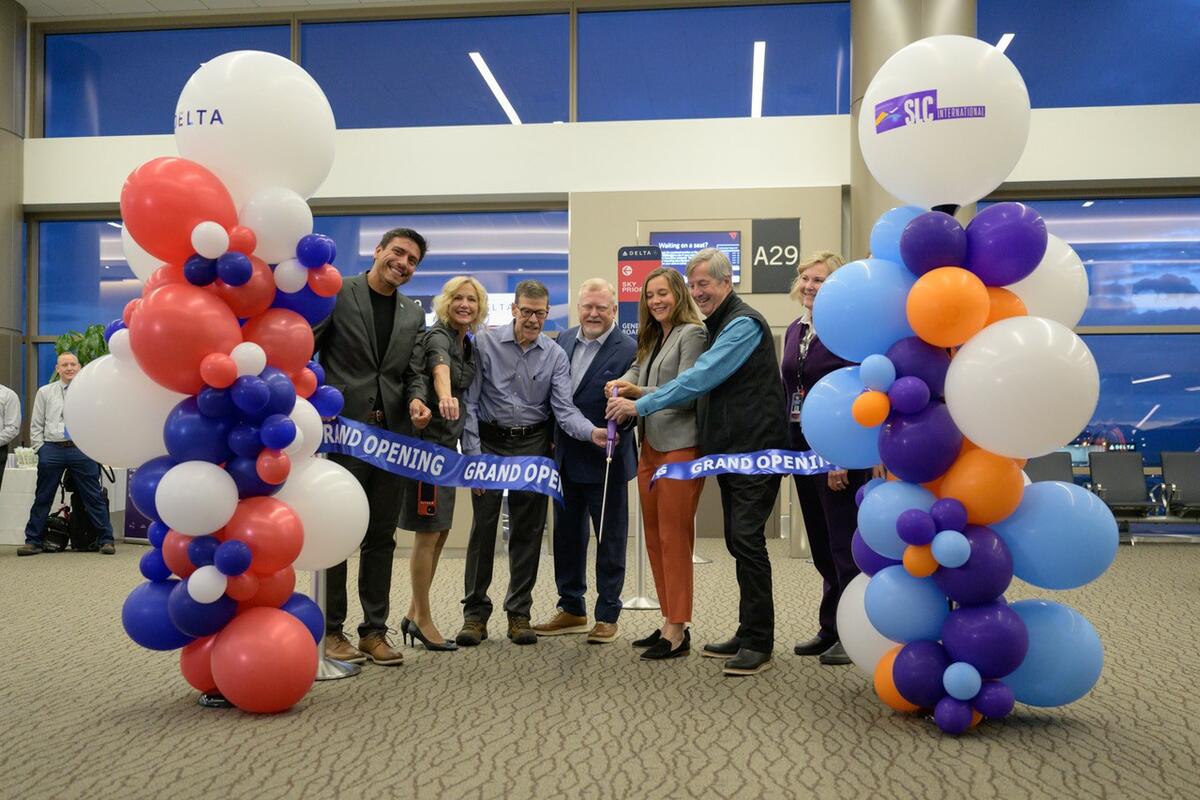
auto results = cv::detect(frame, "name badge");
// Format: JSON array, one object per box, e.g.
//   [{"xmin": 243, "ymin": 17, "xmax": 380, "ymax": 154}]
[{"xmin": 789, "ymin": 389, "xmax": 804, "ymax": 423}]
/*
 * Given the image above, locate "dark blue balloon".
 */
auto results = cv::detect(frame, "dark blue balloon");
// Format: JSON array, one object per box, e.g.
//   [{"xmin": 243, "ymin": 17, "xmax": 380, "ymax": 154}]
[
  {"xmin": 147, "ymin": 520, "xmax": 169, "ymax": 548},
  {"xmin": 933, "ymin": 525, "xmax": 1014, "ymax": 605},
  {"xmin": 227, "ymin": 423, "xmax": 263, "ymax": 459},
  {"xmin": 851, "ymin": 529, "xmax": 900, "ymax": 576},
  {"xmin": 310, "ymin": 385, "xmax": 345, "ymax": 418},
  {"xmin": 183, "ymin": 254, "xmax": 218, "ymax": 286},
  {"xmin": 296, "ymin": 234, "xmax": 333, "ymax": 269},
  {"xmin": 323, "ymin": 235, "xmax": 337, "ymax": 264},
  {"xmin": 272, "ymin": 284, "xmax": 336, "ymax": 326},
  {"xmin": 934, "ymin": 696, "xmax": 974, "ymax": 735},
  {"xmin": 187, "ymin": 535, "xmax": 221, "ymax": 567},
  {"xmin": 231, "ymin": 375, "xmax": 270, "ymax": 415},
  {"xmin": 129, "ymin": 456, "xmax": 176, "ymax": 521},
  {"xmin": 261, "ymin": 414, "xmax": 297, "ymax": 450},
  {"xmin": 885, "ymin": 337, "xmax": 951, "ymax": 398},
  {"xmin": 164, "ymin": 397, "xmax": 234, "ymax": 464},
  {"xmin": 973, "ymin": 680, "xmax": 1015, "ymax": 719},
  {"xmin": 167, "ymin": 581, "xmax": 238, "ymax": 638},
  {"xmin": 261, "ymin": 367, "xmax": 297, "ymax": 416},
  {"xmin": 307, "ymin": 360, "xmax": 326, "ymax": 386},
  {"xmin": 877, "ymin": 401, "xmax": 962, "ymax": 484},
  {"xmin": 197, "ymin": 387, "xmax": 236, "ymax": 420},
  {"xmin": 214, "ymin": 540, "xmax": 252, "ymax": 576},
  {"xmin": 892, "ymin": 640, "xmax": 951, "ymax": 708},
  {"xmin": 103, "ymin": 319, "xmax": 126, "ymax": 342},
  {"xmin": 280, "ymin": 592, "xmax": 325, "ymax": 644},
  {"xmin": 965, "ymin": 202, "xmax": 1048, "ymax": 287},
  {"xmin": 122, "ymin": 581, "xmax": 195, "ymax": 650},
  {"xmin": 139, "ymin": 548, "xmax": 173, "ymax": 582},
  {"xmin": 899, "ymin": 211, "xmax": 968, "ymax": 277},
  {"xmin": 217, "ymin": 252, "xmax": 253, "ymax": 286},
  {"xmin": 226, "ymin": 456, "xmax": 282, "ymax": 499},
  {"xmin": 941, "ymin": 600, "xmax": 1029, "ymax": 679}
]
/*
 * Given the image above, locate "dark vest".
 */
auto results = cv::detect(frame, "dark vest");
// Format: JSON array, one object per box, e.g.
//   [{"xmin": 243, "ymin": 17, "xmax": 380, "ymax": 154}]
[{"xmin": 698, "ymin": 292, "xmax": 789, "ymax": 455}]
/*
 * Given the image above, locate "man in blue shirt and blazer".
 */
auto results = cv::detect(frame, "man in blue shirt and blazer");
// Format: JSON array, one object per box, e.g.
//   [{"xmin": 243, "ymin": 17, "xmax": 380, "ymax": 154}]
[{"xmin": 534, "ymin": 278, "xmax": 637, "ymax": 644}]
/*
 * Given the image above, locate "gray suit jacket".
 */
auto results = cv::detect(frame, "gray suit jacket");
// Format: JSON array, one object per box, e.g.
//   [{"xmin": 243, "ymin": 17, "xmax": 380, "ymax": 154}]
[
  {"xmin": 313, "ymin": 273, "xmax": 426, "ymax": 434},
  {"xmin": 618, "ymin": 322, "xmax": 707, "ymax": 452}
]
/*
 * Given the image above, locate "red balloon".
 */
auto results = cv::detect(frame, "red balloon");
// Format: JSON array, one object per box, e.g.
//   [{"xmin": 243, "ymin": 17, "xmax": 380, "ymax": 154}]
[
  {"xmin": 128, "ymin": 283, "xmax": 243, "ymax": 394},
  {"xmin": 122, "ymin": 298, "xmax": 141, "ymax": 327},
  {"xmin": 307, "ymin": 265, "xmax": 343, "ymax": 298},
  {"xmin": 200, "ymin": 353, "xmax": 238, "ymax": 389},
  {"xmin": 142, "ymin": 263, "xmax": 185, "ymax": 294},
  {"xmin": 224, "ymin": 497, "xmax": 303, "ymax": 574},
  {"xmin": 162, "ymin": 530, "xmax": 196, "ymax": 579},
  {"xmin": 210, "ymin": 607, "xmax": 318, "ymax": 713},
  {"xmin": 120, "ymin": 157, "xmax": 238, "ymax": 265},
  {"xmin": 256, "ymin": 449, "xmax": 291, "ymax": 485},
  {"xmin": 180, "ymin": 634, "xmax": 217, "ymax": 692},
  {"xmin": 292, "ymin": 368, "xmax": 317, "ymax": 399},
  {"xmin": 242, "ymin": 309, "xmax": 314, "ymax": 376},
  {"xmin": 225, "ymin": 572, "xmax": 260, "ymax": 602},
  {"xmin": 239, "ymin": 565, "xmax": 296, "ymax": 609},
  {"xmin": 228, "ymin": 226, "xmax": 257, "ymax": 255},
  {"xmin": 209, "ymin": 255, "xmax": 275, "ymax": 319}
]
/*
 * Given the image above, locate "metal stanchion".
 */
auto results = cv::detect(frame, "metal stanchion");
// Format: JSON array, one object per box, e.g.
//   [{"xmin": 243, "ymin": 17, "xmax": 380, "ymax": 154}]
[
  {"xmin": 691, "ymin": 513, "xmax": 711, "ymax": 564},
  {"xmin": 312, "ymin": 568, "xmax": 361, "ymax": 681},
  {"xmin": 622, "ymin": 490, "xmax": 660, "ymax": 610}
]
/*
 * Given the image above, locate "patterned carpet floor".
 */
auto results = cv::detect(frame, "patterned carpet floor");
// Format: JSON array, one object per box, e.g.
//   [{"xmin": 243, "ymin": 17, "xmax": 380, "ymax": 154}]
[{"xmin": 2, "ymin": 537, "xmax": 1198, "ymax": 800}]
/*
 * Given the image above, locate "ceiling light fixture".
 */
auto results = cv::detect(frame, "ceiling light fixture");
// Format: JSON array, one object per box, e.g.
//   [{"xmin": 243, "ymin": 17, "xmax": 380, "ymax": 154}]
[
  {"xmin": 1131, "ymin": 374, "xmax": 1171, "ymax": 385},
  {"xmin": 469, "ymin": 52, "xmax": 522, "ymax": 125},
  {"xmin": 751, "ymin": 41, "xmax": 766, "ymax": 118},
  {"xmin": 996, "ymin": 33, "xmax": 1015, "ymax": 53}
]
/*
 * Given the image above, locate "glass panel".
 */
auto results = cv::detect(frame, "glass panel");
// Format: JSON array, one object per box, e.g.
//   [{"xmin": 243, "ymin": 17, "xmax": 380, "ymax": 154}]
[
  {"xmin": 300, "ymin": 15, "xmax": 568, "ymax": 128},
  {"xmin": 578, "ymin": 3, "xmax": 850, "ymax": 122},
  {"xmin": 37, "ymin": 221, "xmax": 141, "ymax": 337},
  {"xmin": 44, "ymin": 26, "xmax": 291, "ymax": 137},
  {"xmin": 36, "ymin": 343, "xmax": 59, "ymax": 386}
]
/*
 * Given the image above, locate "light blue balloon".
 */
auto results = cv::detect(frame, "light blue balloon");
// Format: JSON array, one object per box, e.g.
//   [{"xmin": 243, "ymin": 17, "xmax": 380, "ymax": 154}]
[
  {"xmin": 800, "ymin": 366, "xmax": 880, "ymax": 469},
  {"xmin": 811, "ymin": 258, "xmax": 916, "ymax": 362},
  {"xmin": 1003, "ymin": 600, "xmax": 1103, "ymax": 707},
  {"xmin": 860, "ymin": 354, "xmax": 897, "ymax": 392},
  {"xmin": 857, "ymin": 480, "xmax": 937, "ymax": 559},
  {"xmin": 943, "ymin": 662, "xmax": 982, "ymax": 700},
  {"xmin": 864, "ymin": 565, "xmax": 950, "ymax": 643},
  {"xmin": 870, "ymin": 205, "xmax": 926, "ymax": 264},
  {"xmin": 992, "ymin": 482, "xmax": 1119, "ymax": 590},
  {"xmin": 931, "ymin": 529, "xmax": 971, "ymax": 568}
]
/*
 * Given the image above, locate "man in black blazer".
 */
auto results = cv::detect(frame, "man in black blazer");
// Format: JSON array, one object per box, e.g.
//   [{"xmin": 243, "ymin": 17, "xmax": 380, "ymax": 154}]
[
  {"xmin": 313, "ymin": 227, "xmax": 431, "ymax": 667},
  {"xmin": 534, "ymin": 278, "xmax": 637, "ymax": 643}
]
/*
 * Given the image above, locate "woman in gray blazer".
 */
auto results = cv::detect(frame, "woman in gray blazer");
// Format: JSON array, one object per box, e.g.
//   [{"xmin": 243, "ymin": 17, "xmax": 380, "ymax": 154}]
[{"xmin": 606, "ymin": 267, "xmax": 707, "ymax": 660}]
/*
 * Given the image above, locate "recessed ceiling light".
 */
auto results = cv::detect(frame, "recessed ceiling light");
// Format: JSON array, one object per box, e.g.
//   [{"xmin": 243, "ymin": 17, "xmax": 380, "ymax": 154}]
[
  {"xmin": 996, "ymin": 33, "xmax": 1015, "ymax": 53},
  {"xmin": 469, "ymin": 52, "xmax": 521, "ymax": 125},
  {"xmin": 751, "ymin": 41, "xmax": 766, "ymax": 118}
]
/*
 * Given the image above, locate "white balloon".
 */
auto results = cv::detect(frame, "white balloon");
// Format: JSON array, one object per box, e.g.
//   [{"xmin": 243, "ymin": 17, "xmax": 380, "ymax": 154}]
[
  {"xmin": 945, "ymin": 317, "xmax": 1099, "ymax": 459},
  {"xmin": 1006, "ymin": 234, "xmax": 1089, "ymax": 328},
  {"xmin": 230, "ymin": 342, "xmax": 267, "ymax": 377},
  {"xmin": 836, "ymin": 573, "xmax": 901, "ymax": 677},
  {"xmin": 274, "ymin": 258, "xmax": 309, "ymax": 293},
  {"xmin": 276, "ymin": 458, "xmax": 368, "ymax": 571},
  {"xmin": 287, "ymin": 397, "xmax": 323, "ymax": 459},
  {"xmin": 190, "ymin": 221, "xmax": 230, "ymax": 259},
  {"xmin": 107, "ymin": 329, "xmax": 133, "ymax": 361},
  {"xmin": 174, "ymin": 50, "xmax": 336, "ymax": 208},
  {"xmin": 858, "ymin": 35, "xmax": 1031, "ymax": 208},
  {"xmin": 155, "ymin": 461, "xmax": 239, "ymax": 536},
  {"xmin": 239, "ymin": 186, "xmax": 313, "ymax": 264},
  {"xmin": 64, "ymin": 354, "xmax": 188, "ymax": 468},
  {"xmin": 121, "ymin": 224, "xmax": 161, "ymax": 282},
  {"xmin": 187, "ymin": 565, "xmax": 229, "ymax": 604}
]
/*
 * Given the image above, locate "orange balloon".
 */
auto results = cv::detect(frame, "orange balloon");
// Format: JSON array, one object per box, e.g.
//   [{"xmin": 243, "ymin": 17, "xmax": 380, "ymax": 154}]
[
  {"xmin": 874, "ymin": 645, "xmax": 920, "ymax": 712},
  {"xmin": 938, "ymin": 448, "xmax": 1025, "ymax": 525},
  {"xmin": 922, "ymin": 476, "xmax": 945, "ymax": 495},
  {"xmin": 970, "ymin": 710, "xmax": 984, "ymax": 729},
  {"xmin": 852, "ymin": 391, "xmax": 891, "ymax": 427},
  {"xmin": 903, "ymin": 544, "xmax": 939, "ymax": 578},
  {"xmin": 906, "ymin": 267, "xmax": 990, "ymax": 347},
  {"xmin": 985, "ymin": 287, "xmax": 1027, "ymax": 327}
]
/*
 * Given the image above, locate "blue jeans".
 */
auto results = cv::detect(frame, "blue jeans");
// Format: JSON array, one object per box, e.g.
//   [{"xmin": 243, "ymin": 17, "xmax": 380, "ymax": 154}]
[{"xmin": 24, "ymin": 444, "xmax": 114, "ymax": 546}]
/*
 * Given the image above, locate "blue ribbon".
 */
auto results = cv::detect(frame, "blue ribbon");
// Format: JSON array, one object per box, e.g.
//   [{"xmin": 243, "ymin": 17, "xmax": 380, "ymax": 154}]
[
  {"xmin": 650, "ymin": 448, "xmax": 836, "ymax": 487},
  {"xmin": 318, "ymin": 416, "xmax": 564, "ymax": 503}
]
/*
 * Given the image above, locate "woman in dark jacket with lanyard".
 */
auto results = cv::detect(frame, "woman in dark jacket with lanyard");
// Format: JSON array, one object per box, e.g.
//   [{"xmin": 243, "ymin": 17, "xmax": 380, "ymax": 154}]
[
  {"xmin": 782, "ymin": 252, "xmax": 879, "ymax": 666},
  {"xmin": 401, "ymin": 275, "xmax": 487, "ymax": 651}
]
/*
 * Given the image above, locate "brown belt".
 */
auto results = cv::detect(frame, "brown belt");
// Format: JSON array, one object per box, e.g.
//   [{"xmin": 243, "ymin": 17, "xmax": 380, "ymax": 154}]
[
  {"xmin": 366, "ymin": 410, "xmax": 385, "ymax": 425},
  {"xmin": 48, "ymin": 440, "xmax": 75, "ymax": 448}
]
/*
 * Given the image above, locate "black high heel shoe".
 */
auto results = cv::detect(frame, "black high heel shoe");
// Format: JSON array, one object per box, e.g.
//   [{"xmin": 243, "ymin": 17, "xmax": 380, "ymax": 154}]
[
  {"xmin": 406, "ymin": 621, "xmax": 458, "ymax": 652},
  {"xmin": 641, "ymin": 629, "xmax": 690, "ymax": 660},
  {"xmin": 400, "ymin": 617, "xmax": 412, "ymax": 639}
]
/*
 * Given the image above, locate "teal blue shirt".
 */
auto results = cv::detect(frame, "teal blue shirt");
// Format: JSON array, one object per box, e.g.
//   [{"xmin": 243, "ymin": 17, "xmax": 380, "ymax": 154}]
[{"xmin": 635, "ymin": 316, "xmax": 762, "ymax": 416}]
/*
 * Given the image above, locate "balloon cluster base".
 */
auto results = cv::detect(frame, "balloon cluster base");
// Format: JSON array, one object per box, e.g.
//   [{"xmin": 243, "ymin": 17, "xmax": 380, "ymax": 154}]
[
  {"xmin": 316, "ymin": 656, "xmax": 362, "ymax": 681},
  {"xmin": 198, "ymin": 692, "xmax": 233, "ymax": 709}
]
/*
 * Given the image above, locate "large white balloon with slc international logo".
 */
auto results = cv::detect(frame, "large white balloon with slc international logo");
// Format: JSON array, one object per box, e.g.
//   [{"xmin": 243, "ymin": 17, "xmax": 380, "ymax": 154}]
[
  {"xmin": 174, "ymin": 50, "xmax": 336, "ymax": 209},
  {"xmin": 858, "ymin": 35, "xmax": 1031, "ymax": 209}
]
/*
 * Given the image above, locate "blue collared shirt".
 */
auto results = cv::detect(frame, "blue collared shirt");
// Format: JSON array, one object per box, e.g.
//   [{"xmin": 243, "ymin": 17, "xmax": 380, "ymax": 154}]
[
  {"xmin": 570, "ymin": 322, "xmax": 616, "ymax": 393},
  {"xmin": 635, "ymin": 316, "xmax": 762, "ymax": 416},
  {"xmin": 463, "ymin": 323, "xmax": 596, "ymax": 454}
]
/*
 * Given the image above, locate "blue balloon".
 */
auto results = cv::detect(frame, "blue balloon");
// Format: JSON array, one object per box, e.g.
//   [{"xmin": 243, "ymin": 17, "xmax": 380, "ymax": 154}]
[
  {"xmin": 272, "ymin": 284, "xmax": 336, "ymax": 327},
  {"xmin": 261, "ymin": 414, "xmax": 297, "ymax": 450},
  {"xmin": 799, "ymin": 366, "xmax": 880, "ymax": 469},
  {"xmin": 857, "ymin": 480, "xmax": 937, "ymax": 559},
  {"xmin": 860, "ymin": 354, "xmax": 896, "ymax": 392},
  {"xmin": 261, "ymin": 367, "xmax": 298, "ymax": 417},
  {"xmin": 167, "ymin": 580, "xmax": 238, "ymax": 638},
  {"xmin": 147, "ymin": 520, "xmax": 169, "ymax": 548},
  {"xmin": 870, "ymin": 205, "xmax": 926, "ymax": 264},
  {"xmin": 129, "ymin": 455, "xmax": 176, "ymax": 521},
  {"xmin": 1003, "ymin": 600, "xmax": 1103, "ymax": 708},
  {"xmin": 103, "ymin": 319, "xmax": 126, "ymax": 342},
  {"xmin": 855, "ymin": 477, "xmax": 887, "ymax": 508},
  {"xmin": 122, "ymin": 581, "xmax": 194, "ymax": 650},
  {"xmin": 811, "ymin": 258, "xmax": 916, "ymax": 362},
  {"xmin": 323, "ymin": 235, "xmax": 337, "ymax": 264},
  {"xmin": 139, "ymin": 548, "xmax": 172, "ymax": 582},
  {"xmin": 187, "ymin": 535, "xmax": 221, "ymax": 568},
  {"xmin": 943, "ymin": 662, "xmax": 982, "ymax": 701},
  {"xmin": 231, "ymin": 375, "xmax": 271, "ymax": 416},
  {"xmin": 183, "ymin": 254, "xmax": 217, "ymax": 286},
  {"xmin": 226, "ymin": 456, "xmax": 282, "ymax": 499},
  {"xmin": 197, "ymin": 387, "xmax": 236, "ymax": 420},
  {"xmin": 992, "ymin": 481, "xmax": 1119, "ymax": 590},
  {"xmin": 296, "ymin": 234, "xmax": 333, "ymax": 269},
  {"xmin": 280, "ymin": 592, "xmax": 325, "ymax": 644},
  {"xmin": 864, "ymin": 565, "xmax": 949, "ymax": 643},
  {"xmin": 311, "ymin": 385, "xmax": 345, "ymax": 418},
  {"xmin": 931, "ymin": 529, "xmax": 971, "ymax": 568},
  {"xmin": 307, "ymin": 360, "xmax": 326, "ymax": 386},
  {"xmin": 216, "ymin": 252, "xmax": 253, "ymax": 287},
  {"xmin": 214, "ymin": 540, "xmax": 252, "ymax": 576},
  {"xmin": 164, "ymin": 397, "xmax": 234, "ymax": 464},
  {"xmin": 227, "ymin": 422, "xmax": 264, "ymax": 459}
]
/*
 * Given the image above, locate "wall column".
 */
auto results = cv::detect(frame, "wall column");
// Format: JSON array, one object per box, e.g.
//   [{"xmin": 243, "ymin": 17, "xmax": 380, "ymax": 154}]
[{"xmin": 0, "ymin": 0, "xmax": 25, "ymax": 404}]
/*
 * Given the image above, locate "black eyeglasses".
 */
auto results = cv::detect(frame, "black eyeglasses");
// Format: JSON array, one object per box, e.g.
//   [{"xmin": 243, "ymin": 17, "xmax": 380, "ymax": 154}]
[{"xmin": 517, "ymin": 307, "xmax": 549, "ymax": 320}]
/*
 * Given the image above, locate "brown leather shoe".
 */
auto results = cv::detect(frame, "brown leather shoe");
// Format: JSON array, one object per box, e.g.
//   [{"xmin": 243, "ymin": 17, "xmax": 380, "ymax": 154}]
[
  {"xmin": 324, "ymin": 631, "xmax": 367, "ymax": 664},
  {"xmin": 455, "ymin": 620, "xmax": 488, "ymax": 647},
  {"xmin": 359, "ymin": 631, "xmax": 404, "ymax": 665},
  {"xmin": 17, "ymin": 543, "xmax": 43, "ymax": 557},
  {"xmin": 99, "ymin": 542, "xmax": 116, "ymax": 555},
  {"xmin": 586, "ymin": 622, "xmax": 618, "ymax": 644},
  {"xmin": 507, "ymin": 615, "xmax": 537, "ymax": 645},
  {"xmin": 532, "ymin": 609, "xmax": 589, "ymax": 636}
]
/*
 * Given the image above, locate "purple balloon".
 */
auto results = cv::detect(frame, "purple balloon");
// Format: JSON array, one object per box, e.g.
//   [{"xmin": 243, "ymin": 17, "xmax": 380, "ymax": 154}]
[
  {"xmin": 855, "ymin": 477, "xmax": 887, "ymax": 507},
  {"xmin": 930, "ymin": 498, "xmax": 968, "ymax": 533},
  {"xmin": 973, "ymin": 680, "xmax": 1016, "ymax": 719},
  {"xmin": 933, "ymin": 525, "xmax": 1014, "ymax": 605},
  {"xmin": 897, "ymin": 509, "xmax": 937, "ymax": 546},
  {"xmin": 900, "ymin": 211, "xmax": 967, "ymax": 277},
  {"xmin": 934, "ymin": 696, "xmax": 974, "ymax": 735},
  {"xmin": 888, "ymin": 376, "xmax": 931, "ymax": 415},
  {"xmin": 225, "ymin": 456, "xmax": 283, "ymax": 499},
  {"xmin": 851, "ymin": 529, "xmax": 900, "ymax": 576},
  {"xmin": 878, "ymin": 402, "xmax": 963, "ymax": 484},
  {"xmin": 893, "ymin": 640, "xmax": 951, "ymax": 708},
  {"xmin": 941, "ymin": 600, "xmax": 1029, "ymax": 679},
  {"xmin": 965, "ymin": 202, "xmax": 1048, "ymax": 286},
  {"xmin": 885, "ymin": 337, "xmax": 951, "ymax": 398}
]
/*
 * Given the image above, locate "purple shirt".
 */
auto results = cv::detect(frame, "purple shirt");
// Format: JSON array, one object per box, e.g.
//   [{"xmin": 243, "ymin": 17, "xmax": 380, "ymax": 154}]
[{"xmin": 780, "ymin": 317, "xmax": 857, "ymax": 434}]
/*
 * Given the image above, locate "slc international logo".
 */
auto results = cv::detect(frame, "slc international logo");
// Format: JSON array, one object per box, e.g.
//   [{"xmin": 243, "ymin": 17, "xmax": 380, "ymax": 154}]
[{"xmin": 874, "ymin": 89, "xmax": 986, "ymax": 134}]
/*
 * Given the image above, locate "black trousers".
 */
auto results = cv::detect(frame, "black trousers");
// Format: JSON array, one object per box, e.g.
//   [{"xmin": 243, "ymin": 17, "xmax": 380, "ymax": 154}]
[
  {"xmin": 0, "ymin": 444, "xmax": 7, "ymax": 492},
  {"xmin": 462, "ymin": 427, "xmax": 550, "ymax": 623},
  {"xmin": 793, "ymin": 470, "xmax": 869, "ymax": 639},
  {"xmin": 552, "ymin": 472, "xmax": 629, "ymax": 623},
  {"xmin": 716, "ymin": 472, "xmax": 781, "ymax": 653},
  {"xmin": 325, "ymin": 454, "xmax": 408, "ymax": 637}
]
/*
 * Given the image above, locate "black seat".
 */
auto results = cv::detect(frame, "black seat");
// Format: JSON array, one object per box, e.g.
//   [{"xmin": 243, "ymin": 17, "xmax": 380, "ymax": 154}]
[
  {"xmin": 1161, "ymin": 452, "xmax": 1200, "ymax": 519},
  {"xmin": 1088, "ymin": 451, "xmax": 1155, "ymax": 518},
  {"xmin": 1024, "ymin": 451, "xmax": 1074, "ymax": 484}
]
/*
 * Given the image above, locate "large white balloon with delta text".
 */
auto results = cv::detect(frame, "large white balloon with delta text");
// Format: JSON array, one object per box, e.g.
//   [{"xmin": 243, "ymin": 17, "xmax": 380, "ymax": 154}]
[
  {"xmin": 174, "ymin": 50, "xmax": 336, "ymax": 209},
  {"xmin": 858, "ymin": 35, "xmax": 1031, "ymax": 209}
]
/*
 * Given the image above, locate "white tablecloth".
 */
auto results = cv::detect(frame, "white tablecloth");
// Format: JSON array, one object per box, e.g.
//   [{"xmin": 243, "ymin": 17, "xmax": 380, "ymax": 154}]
[{"xmin": 0, "ymin": 463, "xmax": 128, "ymax": 546}]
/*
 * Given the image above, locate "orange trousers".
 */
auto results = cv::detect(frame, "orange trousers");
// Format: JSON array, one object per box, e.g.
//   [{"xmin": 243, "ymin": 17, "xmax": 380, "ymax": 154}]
[{"xmin": 638, "ymin": 443, "xmax": 705, "ymax": 624}]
